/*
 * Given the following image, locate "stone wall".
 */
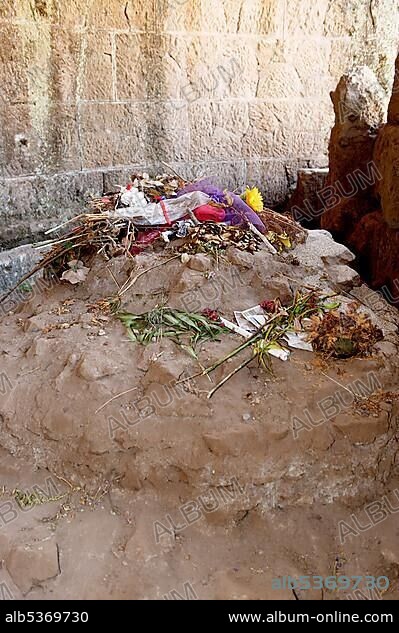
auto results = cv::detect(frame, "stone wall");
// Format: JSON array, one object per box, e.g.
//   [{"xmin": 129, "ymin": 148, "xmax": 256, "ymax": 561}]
[{"xmin": 0, "ymin": 0, "xmax": 398, "ymax": 247}]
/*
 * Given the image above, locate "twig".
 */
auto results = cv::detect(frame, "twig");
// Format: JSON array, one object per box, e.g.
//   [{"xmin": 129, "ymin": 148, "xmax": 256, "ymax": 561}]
[
  {"xmin": 106, "ymin": 267, "xmax": 122, "ymax": 291},
  {"xmin": 176, "ymin": 312, "xmax": 283, "ymax": 385},
  {"xmin": 18, "ymin": 367, "xmax": 40, "ymax": 377},
  {"xmin": 44, "ymin": 214, "xmax": 88, "ymax": 235},
  {"xmin": 207, "ymin": 356, "xmax": 253, "ymax": 399},
  {"xmin": 248, "ymin": 222, "xmax": 278, "ymax": 255},
  {"xmin": 118, "ymin": 254, "xmax": 180, "ymax": 298},
  {"xmin": 321, "ymin": 371, "xmax": 356, "ymax": 397},
  {"xmin": 262, "ymin": 209, "xmax": 307, "ymax": 234},
  {"xmin": 54, "ymin": 474, "xmax": 81, "ymax": 492},
  {"xmin": 95, "ymin": 387, "xmax": 138, "ymax": 414}
]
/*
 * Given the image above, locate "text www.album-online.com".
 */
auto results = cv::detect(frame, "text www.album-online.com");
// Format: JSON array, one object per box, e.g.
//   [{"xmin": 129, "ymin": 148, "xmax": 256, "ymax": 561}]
[{"xmin": 228, "ymin": 612, "xmax": 394, "ymax": 624}]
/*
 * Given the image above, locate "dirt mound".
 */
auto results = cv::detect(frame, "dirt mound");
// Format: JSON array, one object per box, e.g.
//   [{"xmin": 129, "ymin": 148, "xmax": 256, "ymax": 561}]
[{"xmin": 1, "ymin": 231, "xmax": 399, "ymax": 599}]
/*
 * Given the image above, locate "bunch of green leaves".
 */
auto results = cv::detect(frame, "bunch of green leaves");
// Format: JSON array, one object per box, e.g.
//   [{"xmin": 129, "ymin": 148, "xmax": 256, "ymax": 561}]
[
  {"xmin": 183, "ymin": 290, "xmax": 341, "ymax": 398},
  {"xmin": 117, "ymin": 307, "xmax": 227, "ymax": 356},
  {"xmin": 285, "ymin": 291, "xmax": 340, "ymax": 327}
]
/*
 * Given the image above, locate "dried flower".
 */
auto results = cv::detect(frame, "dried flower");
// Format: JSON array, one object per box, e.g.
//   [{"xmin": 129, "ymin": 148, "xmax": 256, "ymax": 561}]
[
  {"xmin": 202, "ymin": 308, "xmax": 221, "ymax": 322},
  {"xmin": 260, "ymin": 300, "xmax": 277, "ymax": 313}
]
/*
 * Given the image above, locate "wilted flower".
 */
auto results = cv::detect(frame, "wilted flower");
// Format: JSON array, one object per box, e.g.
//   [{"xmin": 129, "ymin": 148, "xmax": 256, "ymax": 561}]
[
  {"xmin": 260, "ymin": 300, "xmax": 277, "ymax": 313},
  {"xmin": 202, "ymin": 308, "xmax": 221, "ymax": 322}
]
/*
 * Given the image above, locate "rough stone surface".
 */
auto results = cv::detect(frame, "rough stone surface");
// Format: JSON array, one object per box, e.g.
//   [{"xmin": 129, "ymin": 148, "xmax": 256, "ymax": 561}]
[
  {"xmin": 6, "ymin": 538, "xmax": 60, "ymax": 594},
  {"xmin": 287, "ymin": 168, "xmax": 329, "ymax": 228},
  {"xmin": 374, "ymin": 53, "xmax": 399, "ymax": 230},
  {"xmin": 0, "ymin": 244, "xmax": 43, "ymax": 294},
  {"xmin": 374, "ymin": 125, "xmax": 399, "ymax": 228},
  {"xmin": 325, "ymin": 264, "xmax": 361, "ymax": 291},
  {"xmin": 321, "ymin": 67, "xmax": 386, "ymax": 238},
  {"xmin": 293, "ymin": 229, "xmax": 355, "ymax": 268},
  {"xmin": 187, "ymin": 254, "xmax": 213, "ymax": 272},
  {"xmin": 350, "ymin": 210, "xmax": 399, "ymax": 294},
  {"xmin": 387, "ymin": 52, "xmax": 399, "ymax": 124},
  {"xmin": 321, "ymin": 52, "xmax": 399, "ymax": 295},
  {"xmin": 0, "ymin": 0, "xmax": 398, "ymax": 246}
]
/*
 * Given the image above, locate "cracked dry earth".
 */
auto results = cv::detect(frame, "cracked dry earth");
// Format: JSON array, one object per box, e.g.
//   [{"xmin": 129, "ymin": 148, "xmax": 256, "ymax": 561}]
[{"xmin": 0, "ymin": 230, "xmax": 399, "ymax": 601}]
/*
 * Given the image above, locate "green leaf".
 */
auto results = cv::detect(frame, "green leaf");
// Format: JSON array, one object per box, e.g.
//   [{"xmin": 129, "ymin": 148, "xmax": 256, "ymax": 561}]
[
  {"xmin": 163, "ymin": 313, "xmax": 182, "ymax": 326},
  {"xmin": 323, "ymin": 302, "xmax": 341, "ymax": 311},
  {"xmin": 126, "ymin": 329, "xmax": 137, "ymax": 342},
  {"xmin": 175, "ymin": 313, "xmax": 201, "ymax": 331},
  {"xmin": 179, "ymin": 344, "xmax": 198, "ymax": 359}
]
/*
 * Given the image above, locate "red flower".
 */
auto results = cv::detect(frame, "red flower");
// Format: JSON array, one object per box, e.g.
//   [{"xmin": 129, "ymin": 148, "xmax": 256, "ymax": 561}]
[
  {"xmin": 260, "ymin": 300, "xmax": 276, "ymax": 313},
  {"xmin": 202, "ymin": 308, "xmax": 221, "ymax": 322}
]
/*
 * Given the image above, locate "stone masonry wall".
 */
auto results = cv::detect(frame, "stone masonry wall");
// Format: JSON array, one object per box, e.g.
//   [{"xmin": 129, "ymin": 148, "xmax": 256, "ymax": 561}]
[{"xmin": 0, "ymin": 0, "xmax": 398, "ymax": 246}]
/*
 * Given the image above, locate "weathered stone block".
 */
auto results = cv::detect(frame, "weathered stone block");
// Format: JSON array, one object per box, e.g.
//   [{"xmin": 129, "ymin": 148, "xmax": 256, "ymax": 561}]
[
  {"xmin": 52, "ymin": 0, "xmax": 89, "ymax": 28},
  {"xmin": 324, "ymin": 0, "xmax": 367, "ymax": 37},
  {"xmin": 116, "ymin": 33, "xmax": 153, "ymax": 100},
  {"xmin": 374, "ymin": 124, "xmax": 399, "ymax": 228},
  {"xmin": 0, "ymin": 171, "xmax": 103, "ymax": 245},
  {"xmin": 49, "ymin": 26, "xmax": 81, "ymax": 104},
  {"xmin": 0, "ymin": 104, "xmax": 80, "ymax": 177},
  {"xmin": 243, "ymin": 100, "xmax": 332, "ymax": 160},
  {"xmin": 185, "ymin": 35, "xmax": 257, "ymax": 101},
  {"xmin": 286, "ymin": 168, "xmax": 329, "ymax": 227},
  {"xmin": 0, "ymin": 243, "xmax": 43, "ymax": 294},
  {"xmin": 0, "ymin": 25, "xmax": 29, "ymax": 103},
  {"xmin": 41, "ymin": 105, "xmax": 81, "ymax": 173},
  {"xmin": 188, "ymin": 101, "xmax": 249, "ymax": 161},
  {"xmin": 246, "ymin": 159, "xmax": 289, "ymax": 207},
  {"xmin": 256, "ymin": 62, "xmax": 302, "ymax": 100},
  {"xmin": 293, "ymin": 229, "xmax": 355, "ymax": 269},
  {"xmin": 204, "ymin": 0, "xmax": 283, "ymax": 35},
  {"xmin": 285, "ymin": 39, "xmax": 332, "ymax": 98},
  {"xmin": 388, "ymin": 52, "xmax": 399, "ymax": 124},
  {"xmin": 328, "ymin": 39, "xmax": 355, "ymax": 82},
  {"xmin": 242, "ymin": 102, "xmax": 290, "ymax": 159},
  {"xmin": 53, "ymin": 0, "xmax": 153, "ymax": 30},
  {"xmin": 286, "ymin": 0, "xmax": 329, "ymax": 35},
  {"xmin": 326, "ymin": 263, "xmax": 360, "ymax": 290},
  {"xmin": 0, "ymin": 0, "xmax": 18, "ymax": 19},
  {"xmin": 159, "ymin": 0, "xmax": 283, "ymax": 35},
  {"xmin": 256, "ymin": 0, "xmax": 285, "ymax": 35},
  {"xmin": 85, "ymin": 0, "xmax": 152, "ymax": 30},
  {"xmin": 116, "ymin": 33, "xmax": 188, "ymax": 101},
  {"xmin": 157, "ymin": 0, "xmax": 201, "ymax": 33},
  {"xmin": 143, "ymin": 102, "xmax": 191, "ymax": 162},
  {"xmin": 0, "ymin": 104, "xmax": 43, "ymax": 177},
  {"xmin": 80, "ymin": 102, "xmax": 189, "ymax": 168},
  {"xmin": 321, "ymin": 67, "xmax": 386, "ymax": 235},
  {"xmin": 80, "ymin": 103, "xmax": 148, "ymax": 168},
  {"xmin": 0, "ymin": 0, "xmax": 36, "ymax": 21},
  {"xmin": 82, "ymin": 30, "xmax": 113, "ymax": 100}
]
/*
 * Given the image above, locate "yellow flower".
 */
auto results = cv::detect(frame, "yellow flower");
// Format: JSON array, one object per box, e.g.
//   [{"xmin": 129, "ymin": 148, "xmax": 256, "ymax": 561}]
[{"xmin": 245, "ymin": 187, "xmax": 264, "ymax": 212}]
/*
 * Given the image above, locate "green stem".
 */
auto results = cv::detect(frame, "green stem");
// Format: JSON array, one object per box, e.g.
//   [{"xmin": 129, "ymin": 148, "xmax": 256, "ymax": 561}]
[{"xmin": 207, "ymin": 356, "xmax": 253, "ymax": 399}]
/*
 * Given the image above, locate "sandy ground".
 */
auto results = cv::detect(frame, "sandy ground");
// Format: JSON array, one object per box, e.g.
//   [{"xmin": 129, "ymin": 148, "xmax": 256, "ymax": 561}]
[{"xmin": 0, "ymin": 233, "xmax": 398, "ymax": 600}]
